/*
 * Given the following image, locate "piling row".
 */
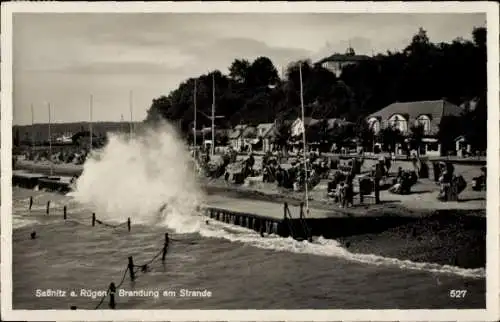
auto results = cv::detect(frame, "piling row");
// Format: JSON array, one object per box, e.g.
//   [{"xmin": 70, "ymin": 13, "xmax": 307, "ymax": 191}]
[
  {"xmin": 29, "ymin": 196, "xmax": 132, "ymax": 232},
  {"xmin": 205, "ymin": 208, "xmax": 280, "ymax": 236},
  {"xmin": 25, "ymin": 196, "xmax": 169, "ymax": 310}
]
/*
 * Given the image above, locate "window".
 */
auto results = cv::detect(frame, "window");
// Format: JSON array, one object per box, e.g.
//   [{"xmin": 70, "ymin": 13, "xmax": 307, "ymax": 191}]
[
  {"xmin": 388, "ymin": 114, "xmax": 408, "ymax": 133},
  {"xmin": 368, "ymin": 118, "xmax": 380, "ymax": 134},
  {"xmin": 427, "ymin": 142, "xmax": 439, "ymax": 151},
  {"xmin": 416, "ymin": 115, "xmax": 431, "ymax": 134}
]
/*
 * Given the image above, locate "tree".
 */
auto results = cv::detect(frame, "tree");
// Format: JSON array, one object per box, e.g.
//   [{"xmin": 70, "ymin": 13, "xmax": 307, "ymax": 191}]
[
  {"xmin": 229, "ymin": 59, "xmax": 251, "ymax": 84},
  {"xmin": 273, "ymin": 119, "xmax": 291, "ymax": 156},
  {"xmin": 472, "ymin": 27, "xmax": 486, "ymax": 49},
  {"xmin": 13, "ymin": 129, "xmax": 20, "ymax": 147},
  {"xmin": 145, "ymin": 96, "xmax": 172, "ymax": 124},
  {"xmin": 144, "ymin": 26, "xmax": 486, "ymax": 153},
  {"xmin": 305, "ymin": 119, "xmax": 330, "ymax": 151},
  {"xmin": 354, "ymin": 119, "xmax": 375, "ymax": 151},
  {"xmin": 438, "ymin": 115, "xmax": 463, "ymax": 156},
  {"xmin": 247, "ymin": 56, "xmax": 279, "ymax": 88},
  {"xmin": 316, "ymin": 119, "xmax": 332, "ymax": 150},
  {"xmin": 329, "ymin": 123, "xmax": 355, "ymax": 149},
  {"xmin": 217, "ymin": 133, "xmax": 229, "ymax": 146},
  {"xmin": 378, "ymin": 126, "xmax": 402, "ymax": 153},
  {"xmin": 463, "ymin": 93, "xmax": 487, "ymax": 152},
  {"xmin": 409, "ymin": 124, "xmax": 425, "ymax": 156}
]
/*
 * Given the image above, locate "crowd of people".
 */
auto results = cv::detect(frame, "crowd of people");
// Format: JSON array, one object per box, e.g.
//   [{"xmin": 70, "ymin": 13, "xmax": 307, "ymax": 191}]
[{"xmin": 20, "ymin": 147, "xmax": 90, "ymax": 165}]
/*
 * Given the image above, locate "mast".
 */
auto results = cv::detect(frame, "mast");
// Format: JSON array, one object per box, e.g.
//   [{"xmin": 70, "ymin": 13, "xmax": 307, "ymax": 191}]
[
  {"xmin": 31, "ymin": 104, "xmax": 34, "ymax": 172},
  {"xmin": 120, "ymin": 114, "xmax": 125, "ymax": 133},
  {"xmin": 48, "ymin": 103, "xmax": 53, "ymax": 176},
  {"xmin": 211, "ymin": 74, "xmax": 215, "ymax": 157},
  {"xmin": 299, "ymin": 63, "xmax": 309, "ymax": 213},
  {"xmin": 89, "ymin": 94, "xmax": 93, "ymax": 151},
  {"xmin": 193, "ymin": 79, "xmax": 197, "ymax": 167},
  {"xmin": 129, "ymin": 90, "xmax": 133, "ymax": 139}
]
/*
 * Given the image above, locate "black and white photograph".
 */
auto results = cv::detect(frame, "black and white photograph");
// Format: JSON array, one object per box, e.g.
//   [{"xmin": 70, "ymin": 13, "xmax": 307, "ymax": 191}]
[{"xmin": 2, "ymin": 2, "xmax": 499, "ymax": 321}]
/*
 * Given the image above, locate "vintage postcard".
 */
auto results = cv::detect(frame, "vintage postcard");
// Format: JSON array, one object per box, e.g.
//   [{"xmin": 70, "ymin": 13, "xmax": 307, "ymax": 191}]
[{"xmin": 1, "ymin": 1, "xmax": 499, "ymax": 321}]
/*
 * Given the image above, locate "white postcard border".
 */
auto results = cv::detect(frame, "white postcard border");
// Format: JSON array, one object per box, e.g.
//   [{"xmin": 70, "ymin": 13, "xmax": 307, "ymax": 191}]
[{"xmin": 1, "ymin": 2, "xmax": 499, "ymax": 321}]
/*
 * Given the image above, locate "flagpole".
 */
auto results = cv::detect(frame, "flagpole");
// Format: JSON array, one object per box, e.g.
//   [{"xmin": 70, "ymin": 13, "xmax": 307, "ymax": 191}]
[
  {"xmin": 89, "ymin": 94, "xmax": 93, "ymax": 151},
  {"xmin": 299, "ymin": 63, "xmax": 309, "ymax": 213},
  {"xmin": 129, "ymin": 90, "xmax": 133, "ymax": 139},
  {"xmin": 48, "ymin": 103, "xmax": 53, "ymax": 176},
  {"xmin": 211, "ymin": 74, "xmax": 215, "ymax": 157},
  {"xmin": 193, "ymin": 79, "xmax": 197, "ymax": 169},
  {"xmin": 31, "ymin": 104, "xmax": 34, "ymax": 173}
]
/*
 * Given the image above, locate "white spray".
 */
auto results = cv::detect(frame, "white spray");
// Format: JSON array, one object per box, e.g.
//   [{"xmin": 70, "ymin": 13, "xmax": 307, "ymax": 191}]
[{"xmin": 69, "ymin": 121, "xmax": 205, "ymax": 229}]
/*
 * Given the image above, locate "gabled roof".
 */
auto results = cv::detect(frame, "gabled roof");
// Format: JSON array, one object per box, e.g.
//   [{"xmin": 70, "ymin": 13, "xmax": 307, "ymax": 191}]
[
  {"xmin": 229, "ymin": 129, "xmax": 242, "ymax": 139},
  {"xmin": 234, "ymin": 124, "xmax": 247, "ymax": 131},
  {"xmin": 281, "ymin": 119, "xmax": 295, "ymax": 127},
  {"xmin": 325, "ymin": 118, "xmax": 353, "ymax": 129},
  {"xmin": 316, "ymin": 53, "xmax": 371, "ymax": 65},
  {"xmin": 256, "ymin": 123, "xmax": 275, "ymax": 138},
  {"xmin": 241, "ymin": 125, "xmax": 257, "ymax": 138},
  {"xmin": 292, "ymin": 117, "xmax": 319, "ymax": 128},
  {"xmin": 366, "ymin": 99, "xmax": 464, "ymax": 134},
  {"xmin": 293, "ymin": 117, "xmax": 353, "ymax": 129},
  {"xmin": 302, "ymin": 117, "xmax": 320, "ymax": 127}
]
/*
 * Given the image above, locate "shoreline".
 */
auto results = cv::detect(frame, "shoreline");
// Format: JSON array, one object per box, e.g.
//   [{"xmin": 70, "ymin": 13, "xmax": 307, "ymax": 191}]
[
  {"xmin": 12, "ymin": 161, "xmax": 486, "ymax": 270},
  {"xmin": 12, "ymin": 184, "xmax": 486, "ymax": 270}
]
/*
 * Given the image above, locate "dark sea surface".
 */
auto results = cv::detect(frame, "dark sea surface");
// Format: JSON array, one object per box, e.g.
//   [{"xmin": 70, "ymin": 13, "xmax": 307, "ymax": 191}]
[{"xmin": 12, "ymin": 187, "xmax": 486, "ymax": 310}]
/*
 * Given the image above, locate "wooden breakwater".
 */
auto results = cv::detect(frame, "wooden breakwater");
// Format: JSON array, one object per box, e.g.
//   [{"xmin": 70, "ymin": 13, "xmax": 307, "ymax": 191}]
[{"xmin": 202, "ymin": 202, "xmax": 426, "ymax": 240}]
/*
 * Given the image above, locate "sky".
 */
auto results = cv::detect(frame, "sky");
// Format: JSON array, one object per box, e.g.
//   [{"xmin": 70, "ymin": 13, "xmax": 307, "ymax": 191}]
[{"xmin": 12, "ymin": 12, "xmax": 486, "ymax": 125}]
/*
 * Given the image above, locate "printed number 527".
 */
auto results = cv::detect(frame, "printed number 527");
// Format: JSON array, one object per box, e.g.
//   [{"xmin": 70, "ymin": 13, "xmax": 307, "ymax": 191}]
[{"xmin": 449, "ymin": 290, "xmax": 467, "ymax": 298}]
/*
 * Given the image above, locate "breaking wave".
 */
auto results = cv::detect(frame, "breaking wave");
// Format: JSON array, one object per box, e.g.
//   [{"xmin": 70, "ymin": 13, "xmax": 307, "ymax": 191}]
[{"xmin": 69, "ymin": 121, "xmax": 204, "ymax": 225}]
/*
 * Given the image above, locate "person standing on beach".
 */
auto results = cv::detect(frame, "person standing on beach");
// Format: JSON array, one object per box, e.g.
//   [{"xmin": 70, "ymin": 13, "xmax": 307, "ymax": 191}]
[
  {"xmin": 165, "ymin": 233, "xmax": 170, "ymax": 250},
  {"xmin": 339, "ymin": 182, "xmax": 346, "ymax": 208}
]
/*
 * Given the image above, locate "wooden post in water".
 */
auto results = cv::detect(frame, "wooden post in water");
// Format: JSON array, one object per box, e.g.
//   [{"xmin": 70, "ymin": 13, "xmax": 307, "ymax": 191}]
[
  {"xmin": 162, "ymin": 233, "xmax": 169, "ymax": 262},
  {"xmin": 108, "ymin": 282, "xmax": 116, "ymax": 309},
  {"xmin": 283, "ymin": 202, "xmax": 288, "ymax": 220},
  {"xmin": 46, "ymin": 201, "xmax": 50, "ymax": 215},
  {"xmin": 127, "ymin": 217, "xmax": 131, "ymax": 232},
  {"xmin": 63, "ymin": 205, "xmax": 67, "ymax": 220},
  {"xmin": 29, "ymin": 196, "xmax": 33, "ymax": 211},
  {"xmin": 128, "ymin": 256, "xmax": 135, "ymax": 281},
  {"xmin": 299, "ymin": 202, "xmax": 304, "ymax": 219},
  {"xmin": 374, "ymin": 164, "xmax": 382, "ymax": 205},
  {"xmin": 92, "ymin": 213, "xmax": 96, "ymax": 226},
  {"xmin": 359, "ymin": 178, "xmax": 364, "ymax": 204}
]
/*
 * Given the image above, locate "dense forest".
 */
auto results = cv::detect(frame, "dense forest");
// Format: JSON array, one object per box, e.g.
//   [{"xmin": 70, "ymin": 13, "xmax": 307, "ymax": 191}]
[{"xmin": 145, "ymin": 27, "xmax": 487, "ymax": 151}]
